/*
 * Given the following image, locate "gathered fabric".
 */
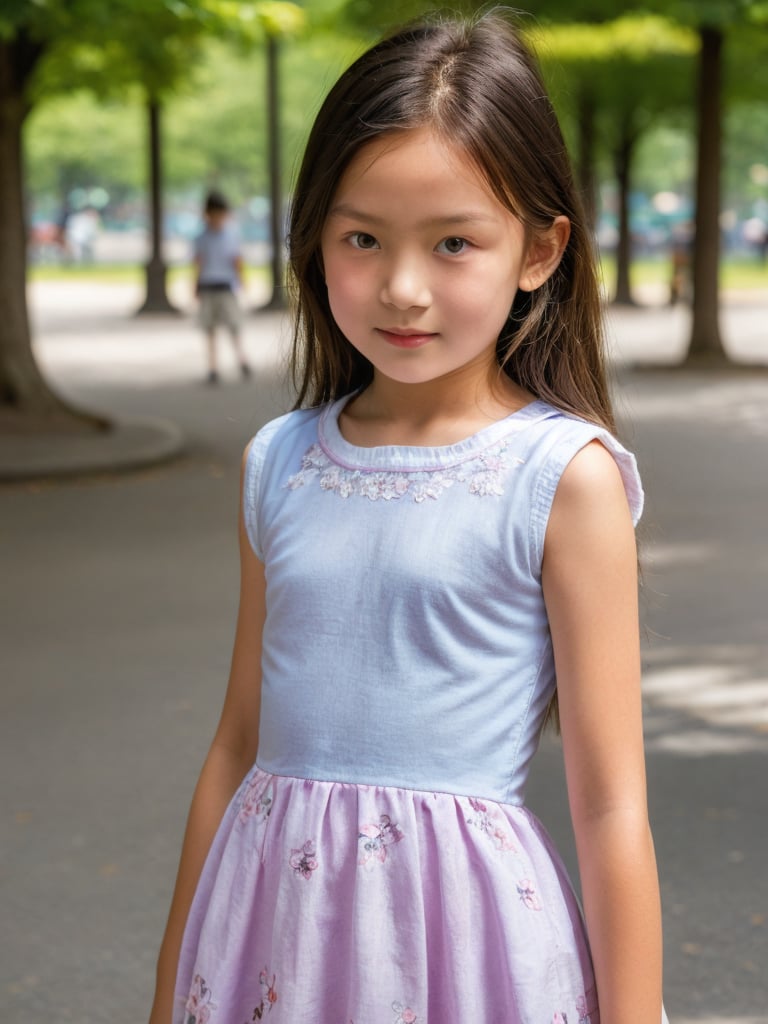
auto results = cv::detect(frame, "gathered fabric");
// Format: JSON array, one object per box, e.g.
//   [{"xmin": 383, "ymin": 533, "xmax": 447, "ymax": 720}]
[{"xmin": 176, "ymin": 767, "xmax": 598, "ymax": 1024}]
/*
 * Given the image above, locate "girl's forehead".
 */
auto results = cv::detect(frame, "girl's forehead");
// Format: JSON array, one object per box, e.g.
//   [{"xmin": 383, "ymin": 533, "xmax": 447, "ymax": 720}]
[
  {"xmin": 333, "ymin": 127, "xmax": 502, "ymax": 207},
  {"xmin": 342, "ymin": 127, "xmax": 472, "ymax": 179}
]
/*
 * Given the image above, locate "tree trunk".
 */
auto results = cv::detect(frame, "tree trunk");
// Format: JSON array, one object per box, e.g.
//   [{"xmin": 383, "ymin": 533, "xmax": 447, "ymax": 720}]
[
  {"xmin": 0, "ymin": 41, "xmax": 105, "ymax": 434},
  {"xmin": 686, "ymin": 25, "xmax": 726, "ymax": 362},
  {"xmin": 261, "ymin": 32, "xmax": 286, "ymax": 311},
  {"xmin": 576, "ymin": 85, "xmax": 597, "ymax": 232},
  {"xmin": 613, "ymin": 125, "xmax": 636, "ymax": 306},
  {"xmin": 137, "ymin": 97, "xmax": 178, "ymax": 315}
]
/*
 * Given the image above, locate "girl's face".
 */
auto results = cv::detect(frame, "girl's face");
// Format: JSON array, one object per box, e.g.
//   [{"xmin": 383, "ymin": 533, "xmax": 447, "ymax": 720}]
[{"xmin": 320, "ymin": 127, "xmax": 562, "ymax": 390}]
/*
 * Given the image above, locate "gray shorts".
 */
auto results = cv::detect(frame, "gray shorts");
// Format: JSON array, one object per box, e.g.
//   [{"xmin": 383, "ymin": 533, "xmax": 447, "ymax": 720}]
[{"xmin": 198, "ymin": 289, "xmax": 241, "ymax": 331}]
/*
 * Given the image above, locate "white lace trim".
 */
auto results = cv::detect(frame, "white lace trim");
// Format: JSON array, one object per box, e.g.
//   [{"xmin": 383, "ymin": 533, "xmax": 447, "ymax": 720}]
[{"xmin": 285, "ymin": 438, "xmax": 525, "ymax": 502}]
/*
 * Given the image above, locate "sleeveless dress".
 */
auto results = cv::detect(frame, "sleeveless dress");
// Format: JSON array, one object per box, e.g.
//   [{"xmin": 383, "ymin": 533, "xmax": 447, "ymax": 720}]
[{"xmin": 174, "ymin": 396, "xmax": 654, "ymax": 1024}]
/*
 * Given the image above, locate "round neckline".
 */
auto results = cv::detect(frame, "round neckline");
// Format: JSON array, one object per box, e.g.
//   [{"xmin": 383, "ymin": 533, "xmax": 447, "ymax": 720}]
[{"xmin": 317, "ymin": 394, "xmax": 554, "ymax": 472}]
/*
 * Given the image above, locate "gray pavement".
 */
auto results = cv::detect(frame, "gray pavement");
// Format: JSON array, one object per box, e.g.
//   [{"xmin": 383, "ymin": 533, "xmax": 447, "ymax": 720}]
[{"xmin": 1, "ymin": 281, "xmax": 767, "ymax": 1022}]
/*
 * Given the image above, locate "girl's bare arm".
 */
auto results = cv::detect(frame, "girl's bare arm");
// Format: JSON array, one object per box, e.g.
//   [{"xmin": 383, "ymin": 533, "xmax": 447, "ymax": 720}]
[
  {"xmin": 149, "ymin": 448, "xmax": 266, "ymax": 1023},
  {"xmin": 542, "ymin": 441, "xmax": 664, "ymax": 1024}
]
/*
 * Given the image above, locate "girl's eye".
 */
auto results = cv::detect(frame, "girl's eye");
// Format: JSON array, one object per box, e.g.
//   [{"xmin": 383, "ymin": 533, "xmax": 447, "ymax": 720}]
[
  {"xmin": 349, "ymin": 232, "xmax": 379, "ymax": 250},
  {"xmin": 437, "ymin": 237, "xmax": 468, "ymax": 255}
]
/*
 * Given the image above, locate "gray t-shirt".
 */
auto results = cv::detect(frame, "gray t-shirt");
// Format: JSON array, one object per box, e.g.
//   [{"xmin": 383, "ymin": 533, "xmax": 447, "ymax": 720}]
[{"xmin": 194, "ymin": 223, "xmax": 240, "ymax": 287}]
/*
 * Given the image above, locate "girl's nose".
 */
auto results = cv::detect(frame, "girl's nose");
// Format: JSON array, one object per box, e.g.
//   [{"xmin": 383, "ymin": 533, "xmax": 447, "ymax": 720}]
[{"xmin": 380, "ymin": 254, "xmax": 431, "ymax": 310}]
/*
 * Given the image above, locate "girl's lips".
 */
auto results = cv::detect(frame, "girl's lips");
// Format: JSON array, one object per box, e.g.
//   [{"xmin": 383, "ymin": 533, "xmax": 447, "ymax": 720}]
[{"xmin": 377, "ymin": 328, "xmax": 437, "ymax": 349}]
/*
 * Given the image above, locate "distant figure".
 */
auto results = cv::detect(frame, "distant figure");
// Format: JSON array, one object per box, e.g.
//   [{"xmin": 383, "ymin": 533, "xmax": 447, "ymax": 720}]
[
  {"xmin": 669, "ymin": 221, "xmax": 693, "ymax": 306},
  {"xmin": 66, "ymin": 206, "xmax": 100, "ymax": 263},
  {"xmin": 55, "ymin": 200, "xmax": 72, "ymax": 258},
  {"xmin": 194, "ymin": 191, "xmax": 250, "ymax": 385}
]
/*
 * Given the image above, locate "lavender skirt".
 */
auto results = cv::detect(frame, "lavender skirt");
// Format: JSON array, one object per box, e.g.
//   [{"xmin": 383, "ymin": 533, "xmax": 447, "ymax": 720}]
[{"xmin": 172, "ymin": 765, "xmax": 607, "ymax": 1023}]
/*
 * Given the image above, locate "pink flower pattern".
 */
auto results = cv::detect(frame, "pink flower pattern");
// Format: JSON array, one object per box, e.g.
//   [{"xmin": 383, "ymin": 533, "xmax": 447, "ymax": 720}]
[
  {"xmin": 185, "ymin": 974, "xmax": 214, "ymax": 1024},
  {"xmin": 517, "ymin": 877, "xmax": 543, "ymax": 911},
  {"xmin": 358, "ymin": 814, "xmax": 405, "ymax": 867},
  {"xmin": 191, "ymin": 790, "xmax": 590, "ymax": 1018},
  {"xmin": 250, "ymin": 966, "xmax": 278, "ymax": 1018},
  {"xmin": 392, "ymin": 1001, "xmax": 418, "ymax": 1023},
  {"xmin": 466, "ymin": 796, "xmax": 517, "ymax": 852},
  {"xmin": 238, "ymin": 776, "xmax": 274, "ymax": 826},
  {"xmin": 285, "ymin": 441, "xmax": 524, "ymax": 502},
  {"xmin": 289, "ymin": 839, "xmax": 319, "ymax": 879}
]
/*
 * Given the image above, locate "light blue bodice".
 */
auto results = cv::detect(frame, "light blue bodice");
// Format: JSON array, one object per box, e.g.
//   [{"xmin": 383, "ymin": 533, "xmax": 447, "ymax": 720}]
[{"xmin": 244, "ymin": 397, "xmax": 642, "ymax": 806}]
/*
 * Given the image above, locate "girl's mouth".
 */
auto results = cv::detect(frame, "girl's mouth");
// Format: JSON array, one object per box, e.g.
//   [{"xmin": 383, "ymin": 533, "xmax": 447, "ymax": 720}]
[{"xmin": 377, "ymin": 329, "xmax": 437, "ymax": 349}]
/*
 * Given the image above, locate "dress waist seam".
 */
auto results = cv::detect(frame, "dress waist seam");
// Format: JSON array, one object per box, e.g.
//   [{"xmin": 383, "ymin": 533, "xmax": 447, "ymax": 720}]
[{"xmin": 252, "ymin": 761, "xmax": 526, "ymax": 809}]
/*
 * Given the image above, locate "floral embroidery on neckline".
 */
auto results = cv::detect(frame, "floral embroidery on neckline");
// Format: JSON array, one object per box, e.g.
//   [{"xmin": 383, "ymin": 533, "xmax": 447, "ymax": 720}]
[{"xmin": 284, "ymin": 437, "xmax": 525, "ymax": 502}]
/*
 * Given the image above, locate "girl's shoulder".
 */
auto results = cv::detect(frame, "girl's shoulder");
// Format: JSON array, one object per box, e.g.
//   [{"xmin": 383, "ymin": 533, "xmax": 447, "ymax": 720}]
[
  {"xmin": 526, "ymin": 403, "xmax": 644, "ymax": 533},
  {"xmin": 242, "ymin": 406, "xmax": 324, "ymax": 559},
  {"xmin": 244, "ymin": 405, "xmax": 322, "ymax": 478}
]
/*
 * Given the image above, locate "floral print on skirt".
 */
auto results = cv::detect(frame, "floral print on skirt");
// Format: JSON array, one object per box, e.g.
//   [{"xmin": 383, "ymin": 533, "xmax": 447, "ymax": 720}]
[{"xmin": 174, "ymin": 767, "xmax": 602, "ymax": 1024}]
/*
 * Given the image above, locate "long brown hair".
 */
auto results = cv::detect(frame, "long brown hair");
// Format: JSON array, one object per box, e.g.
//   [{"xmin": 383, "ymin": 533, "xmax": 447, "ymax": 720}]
[{"xmin": 288, "ymin": 9, "xmax": 614, "ymax": 435}]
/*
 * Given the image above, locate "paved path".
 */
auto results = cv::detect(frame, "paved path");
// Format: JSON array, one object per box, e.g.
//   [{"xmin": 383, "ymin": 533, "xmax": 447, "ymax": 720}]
[{"xmin": 1, "ymin": 282, "xmax": 767, "ymax": 1022}]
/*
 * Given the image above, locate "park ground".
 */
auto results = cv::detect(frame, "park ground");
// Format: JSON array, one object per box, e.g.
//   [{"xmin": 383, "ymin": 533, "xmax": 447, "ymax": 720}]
[{"xmin": 1, "ymin": 276, "xmax": 767, "ymax": 1022}]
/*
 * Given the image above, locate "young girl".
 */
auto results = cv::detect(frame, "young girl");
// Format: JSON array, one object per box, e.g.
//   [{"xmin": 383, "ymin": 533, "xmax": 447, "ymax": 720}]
[{"xmin": 150, "ymin": 12, "xmax": 667, "ymax": 1024}]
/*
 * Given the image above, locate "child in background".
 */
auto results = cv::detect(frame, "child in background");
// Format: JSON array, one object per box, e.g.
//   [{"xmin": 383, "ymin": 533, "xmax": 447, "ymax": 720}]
[
  {"xmin": 151, "ymin": 12, "xmax": 668, "ymax": 1023},
  {"xmin": 194, "ymin": 191, "xmax": 250, "ymax": 384}
]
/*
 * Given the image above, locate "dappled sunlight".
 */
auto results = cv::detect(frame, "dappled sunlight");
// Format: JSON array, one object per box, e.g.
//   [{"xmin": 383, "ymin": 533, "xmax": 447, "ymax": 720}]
[
  {"xmin": 644, "ymin": 540, "xmax": 719, "ymax": 568},
  {"xmin": 605, "ymin": 301, "xmax": 768, "ymax": 367},
  {"xmin": 674, "ymin": 1018, "xmax": 768, "ymax": 1024},
  {"xmin": 623, "ymin": 376, "xmax": 768, "ymax": 437},
  {"xmin": 642, "ymin": 643, "xmax": 768, "ymax": 751},
  {"xmin": 31, "ymin": 296, "xmax": 291, "ymax": 390}
]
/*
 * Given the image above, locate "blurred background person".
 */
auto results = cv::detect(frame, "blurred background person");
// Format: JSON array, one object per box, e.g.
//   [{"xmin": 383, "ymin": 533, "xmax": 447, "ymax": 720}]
[{"xmin": 193, "ymin": 190, "xmax": 250, "ymax": 385}]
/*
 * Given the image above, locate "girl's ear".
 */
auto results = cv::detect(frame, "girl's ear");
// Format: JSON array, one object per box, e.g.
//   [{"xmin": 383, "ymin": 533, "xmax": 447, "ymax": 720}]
[{"xmin": 518, "ymin": 216, "xmax": 570, "ymax": 293}]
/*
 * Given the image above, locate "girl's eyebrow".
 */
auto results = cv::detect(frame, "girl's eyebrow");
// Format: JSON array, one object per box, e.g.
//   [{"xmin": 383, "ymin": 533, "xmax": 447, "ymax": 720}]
[{"xmin": 328, "ymin": 202, "xmax": 497, "ymax": 227}]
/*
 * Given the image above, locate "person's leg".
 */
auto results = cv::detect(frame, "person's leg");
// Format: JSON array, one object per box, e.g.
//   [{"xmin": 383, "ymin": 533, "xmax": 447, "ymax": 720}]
[
  {"xmin": 199, "ymin": 294, "xmax": 219, "ymax": 383},
  {"xmin": 229, "ymin": 330, "xmax": 250, "ymax": 377},
  {"xmin": 206, "ymin": 328, "xmax": 219, "ymax": 384},
  {"xmin": 223, "ymin": 292, "xmax": 250, "ymax": 377}
]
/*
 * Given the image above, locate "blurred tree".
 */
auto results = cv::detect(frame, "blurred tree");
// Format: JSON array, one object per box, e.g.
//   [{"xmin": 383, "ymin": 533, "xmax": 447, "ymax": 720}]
[
  {"xmin": 341, "ymin": 0, "xmax": 452, "ymax": 35},
  {"xmin": 0, "ymin": 2, "xmax": 81, "ymax": 432},
  {"xmin": 209, "ymin": 0, "xmax": 306, "ymax": 309},
  {"xmin": 0, "ymin": 0, "xmax": 306, "ymax": 434},
  {"xmin": 536, "ymin": 16, "xmax": 696, "ymax": 305},
  {"xmin": 651, "ymin": 1, "xmax": 768, "ymax": 360},
  {"xmin": 40, "ymin": 5, "xmax": 221, "ymax": 313},
  {"xmin": 25, "ymin": 93, "xmax": 143, "ymax": 211},
  {"xmin": 23, "ymin": 21, "xmax": 366, "ymax": 227},
  {"xmin": 0, "ymin": 0, "xmax": 216, "ymax": 432},
  {"xmin": 722, "ymin": 24, "xmax": 768, "ymax": 241},
  {"xmin": 529, "ymin": 0, "xmax": 768, "ymax": 361}
]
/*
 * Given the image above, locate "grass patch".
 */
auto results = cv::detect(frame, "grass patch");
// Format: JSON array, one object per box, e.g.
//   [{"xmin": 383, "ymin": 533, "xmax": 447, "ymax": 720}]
[
  {"xmin": 600, "ymin": 255, "xmax": 768, "ymax": 294},
  {"xmin": 28, "ymin": 263, "xmax": 271, "ymax": 288}
]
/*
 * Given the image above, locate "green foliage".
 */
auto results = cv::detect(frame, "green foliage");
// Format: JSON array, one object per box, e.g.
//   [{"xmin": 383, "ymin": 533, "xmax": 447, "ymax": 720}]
[
  {"xmin": 725, "ymin": 21, "xmax": 768, "ymax": 103},
  {"xmin": 725, "ymin": 102, "xmax": 768, "ymax": 215},
  {"xmin": 33, "ymin": 1, "xmax": 215, "ymax": 101},
  {"xmin": 341, "ymin": 0, "xmax": 471, "ymax": 36},
  {"xmin": 534, "ymin": 15, "xmax": 696, "ymax": 178},
  {"xmin": 23, "ymin": 23, "xmax": 367, "ymax": 206},
  {"xmin": 531, "ymin": 14, "xmax": 697, "ymax": 63},
  {"xmin": 17, "ymin": 0, "xmax": 768, "ymax": 229},
  {"xmin": 0, "ymin": 0, "xmax": 77, "ymax": 41},
  {"xmin": 632, "ymin": 124, "xmax": 694, "ymax": 196},
  {"xmin": 24, "ymin": 92, "xmax": 144, "ymax": 197},
  {"xmin": 652, "ymin": 0, "xmax": 762, "ymax": 27},
  {"xmin": 527, "ymin": 0, "xmax": 765, "ymax": 29}
]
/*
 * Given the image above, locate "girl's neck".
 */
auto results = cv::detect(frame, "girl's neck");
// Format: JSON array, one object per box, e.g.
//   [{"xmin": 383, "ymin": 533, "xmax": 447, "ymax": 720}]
[{"xmin": 339, "ymin": 366, "xmax": 533, "ymax": 449}]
